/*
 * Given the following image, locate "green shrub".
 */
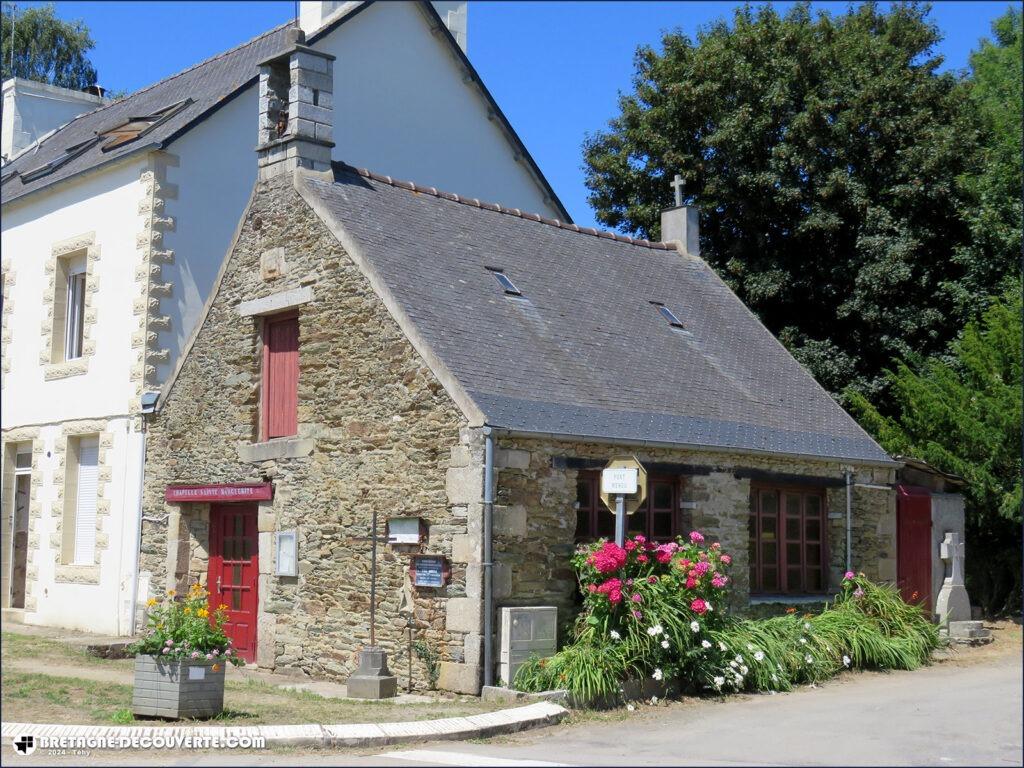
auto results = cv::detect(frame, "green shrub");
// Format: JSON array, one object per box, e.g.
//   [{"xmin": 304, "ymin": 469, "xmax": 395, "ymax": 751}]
[{"xmin": 511, "ymin": 533, "xmax": 940, "ymax": 706}]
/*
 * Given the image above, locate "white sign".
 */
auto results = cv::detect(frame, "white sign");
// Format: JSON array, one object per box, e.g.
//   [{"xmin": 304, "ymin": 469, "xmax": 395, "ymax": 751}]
[
  {"xmin": 188, "ymin": 666, "xmax": 206, "ymax": 680},
  {"xmin": 387, "ymin": 517, "xmax": 422, "ymax": 545},
  {"xmin": 602, "ymin": 467, "xmax": 638, "ymax": 495},
  {"xmin": 275, "ymin": 530, "xmax": 297, "ymax": 577}
]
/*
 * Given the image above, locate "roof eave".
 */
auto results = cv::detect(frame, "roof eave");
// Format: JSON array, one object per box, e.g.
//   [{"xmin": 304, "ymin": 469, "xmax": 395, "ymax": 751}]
[{"xmin": 487, "ymin": 425, "xmax": 900, "ymax": 468}]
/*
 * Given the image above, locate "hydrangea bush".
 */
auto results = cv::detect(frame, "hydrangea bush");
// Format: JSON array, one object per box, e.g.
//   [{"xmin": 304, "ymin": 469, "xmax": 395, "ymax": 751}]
[
  {"xmin": 128, "ymin": 583, "xmax": 244, "ymax": 667},
  {"xmin": 514, "ymin": 533, "xmax": 939, "ymax": 705}
]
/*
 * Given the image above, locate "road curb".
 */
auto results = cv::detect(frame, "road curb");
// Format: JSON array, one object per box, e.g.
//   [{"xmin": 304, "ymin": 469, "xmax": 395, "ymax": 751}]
[{"xmin": 1, "ymin": 701, "xmax": 568, "ymax": 750}]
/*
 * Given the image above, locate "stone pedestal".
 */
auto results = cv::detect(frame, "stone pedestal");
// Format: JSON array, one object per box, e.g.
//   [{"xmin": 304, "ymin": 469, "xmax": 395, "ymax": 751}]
[{"xmin": 346, "ymin": 647, "xmax": 397, "ymax": 699}]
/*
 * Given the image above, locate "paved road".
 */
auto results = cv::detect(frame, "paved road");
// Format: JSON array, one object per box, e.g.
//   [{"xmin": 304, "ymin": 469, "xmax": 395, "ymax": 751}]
[{"xmin": 7, "ymin": 655, "xmax": 1021, "ymax": 767}]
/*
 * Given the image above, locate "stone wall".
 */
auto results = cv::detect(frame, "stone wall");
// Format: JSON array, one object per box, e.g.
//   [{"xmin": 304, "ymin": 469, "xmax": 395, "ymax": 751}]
[
  {"xmin": 140, "ymin": 172, "xmax": 473, "ymax": 691},
  {"xmin": 490, "ymin": 436, "xmax": 897, "ymax": 621}
]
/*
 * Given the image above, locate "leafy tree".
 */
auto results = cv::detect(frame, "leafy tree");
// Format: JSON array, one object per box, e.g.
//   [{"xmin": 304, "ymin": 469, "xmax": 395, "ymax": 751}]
[
  {"xmin": 583, "ymin": 2, "xmax": 986, "ymax": 396},
  {"xmin": 848, "ymin": 283, "xmax": 1022, "ymax": 614},
  {"xmin": 1, "ymin": 3, "xmax": 98, "ymax": 90},
  {"xmin": 953, "ymin": 8, "xmax": 1022, "ymax": 318}
]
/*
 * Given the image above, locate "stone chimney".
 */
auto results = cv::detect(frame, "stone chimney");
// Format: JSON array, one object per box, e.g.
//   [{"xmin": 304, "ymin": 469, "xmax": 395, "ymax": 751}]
[
  {"xmin": 660, "ymin": 173, "xmax": 699, "ymax": 257},
  {"xmin": 298, "ymin": 2, "xmax": 468, "ymax": 54},
  {"xmin": 256, "ymin": 27, "xmax": 335, "ymax": 180}
]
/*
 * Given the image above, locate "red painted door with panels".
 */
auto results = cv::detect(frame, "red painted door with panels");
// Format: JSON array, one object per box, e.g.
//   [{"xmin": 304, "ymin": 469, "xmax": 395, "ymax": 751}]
[{"xmin": 208, "ymin": 503, "xmax": 259, "ymax": 663}]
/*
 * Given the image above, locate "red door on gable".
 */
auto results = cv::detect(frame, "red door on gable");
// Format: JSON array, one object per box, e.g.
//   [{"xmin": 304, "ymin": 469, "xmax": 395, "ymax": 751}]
[
  {"xmin": 897, "ymin": 485, "xmax": 932, "ymax": 611},
  {"xmin": 208, "ymin": 504, "xmax": 259, "ymax": 663}
]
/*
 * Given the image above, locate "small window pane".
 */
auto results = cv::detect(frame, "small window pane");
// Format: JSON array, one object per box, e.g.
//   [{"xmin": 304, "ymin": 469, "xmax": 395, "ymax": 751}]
[
  {"xmin": 576, "ymin": 479, "xmax": 591, "ymax": 508},
  {"xmin": 806, "ymin": 569, "xmax": 822, "ymax": 591},
  {"xmin": 761, "ymin": 490, "xmax": 778, "ymax": 517},
  {"xmin": 786, "ymin": 494, "xmax": 801, "ymax": 517},
  {"xmin": 652, "ymin": 512, "xmax": 672, "ymax": 538},
  {"xmin": 806, "ymin": 543, "xmax": 822, "ymax": 566},
  {"xmin": 805, "ymin": 495, "xmax": 821, "ymax": 516},
  {"xmin": 786, "ymin": 542, "xmax": 801, "ymax": 564},
  {"xmin": 15, "ymin": 452, "xmax": 31, "ymax": 470},
  {"xmin": 231, "ymin": 588, "xmax": 242, "ymax": 610},
  {"xmin": 597, "ymin": 510, "xmax": 615, "ymax": 538},
  {"xmin": 652, "ymin": 483, "xmax": 672, "ymax": 509},
  {"xmin": 761, "ymin": 541, "xmax": 777, "ymax": 566},
  {"xmin": 762, "ymin": 568, "xmax": 778, "ymax": 591},
  {"xmin": 786, "ymin": 516, "xmax": 801, "ymax": 540},
  {"xmin": 805, "ymin": 517, "xmax": 821, "ymax": 542},
  {"xmin": 787, "ymin": 567, "xmax": 802, "ymax": 591},
  {"xmin": 761, "ymin": 515, "xmax": 777, "ymax": 540},
  {"xmin": 233, "ymin": 564, "xmax": 242, "ymax": 584}
]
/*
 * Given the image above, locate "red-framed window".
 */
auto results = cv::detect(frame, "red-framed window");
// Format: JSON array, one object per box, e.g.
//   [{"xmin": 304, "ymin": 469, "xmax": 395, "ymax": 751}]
[
  {"xmin": 261, "ymin": 311, "xmax": 299, "ymax": 440},
  {"xmin": 749, "ymin": 486, "xmax": 827, "ymax": 594},
  {"xmin": 574, "ymin": 471, "xmax": 680, "ymax": 543}
]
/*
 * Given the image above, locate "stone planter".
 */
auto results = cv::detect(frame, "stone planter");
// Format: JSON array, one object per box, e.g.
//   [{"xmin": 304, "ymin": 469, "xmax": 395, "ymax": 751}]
[
  {"xmin": 132, "ymin": 655, "xmax": 226, "ymax": 719},
  {"xmin": 568, "ymin": 677, "xmax": 680, "ymax": 709}
]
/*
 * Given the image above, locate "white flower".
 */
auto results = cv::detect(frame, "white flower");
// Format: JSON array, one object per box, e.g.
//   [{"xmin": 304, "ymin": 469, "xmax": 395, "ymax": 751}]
[
  {"xmin": 701, "ymin": 639, "xmax": 712, "ymax": 649},
  {"xmin": 735, "ymin": 654, "xmax": 744, "ymax": 663},
  {"xmin": 706, "ymin": 604, "xmax": 713, "ymax": 612},
  {"xmin": 652, "ymin": 668, "xmax": 663, "ymax": 681},
  {"xmin": 712, "ymin": 676, "xmax": 725, "ymax": 689},
  {"xmin": 746, "ymin": 643, "xmax": 754, "ymax": 651},
  {"xmin": 690, "ymin": 621, "xmax": 701, "ymax": 633},
  {"xmin": 610, "ymin": 630, "xmax": 621, "ymax": 641},
  {"xmin": 627, "ymin": 703, "xmax": 635, "ymax": 712},
  {"xmin": 740, "ymin": 665, "xmax": 749, "ymax": 675},
  {"xmin": 729, "ymin": 660, "xmax": 738, "ymax": 668},
  {"xmin": 754, "ymin": 651, "xmax": 765, "ymax": 662},
  {"xmin": 843, "ymin": 655, "xmax": 851, "ymax": 667},
  {"xmin": 647, "ymin": 624, "xmax": 664, "ymax": 637},
  {"xmin": 805, "ymin": 654, "xmax": 814, "ymax": 664},
  {"xmin": 771, "ymin": 673, "xmax": 778, "ymax": 683},
  {"xmin": 650, "ymin": 696, "xmax": 659, "ymax": 704},
  {"xmin": 661, "ymin": 639, "xmax": 670, "ymax": 649},
  {"xmin": 719, "ymin": 641, "xmax": 728, "ymax": 652},
  {"xmin": 799, "ymin": 637, "xmax": 807, "ymax": 644},
  {"xmin": 804, "ymin": 622, "xmax": 811, "ymax": 630}
]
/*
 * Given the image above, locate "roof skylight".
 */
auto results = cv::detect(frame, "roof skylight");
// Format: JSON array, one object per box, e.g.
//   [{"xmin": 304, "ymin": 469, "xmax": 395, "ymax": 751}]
[
  {"xmin": 651, "ymin": 301, "xmax": 688, "ymax": 331},
  {"xmin": 97, "ymin": 98, "xmax": 192, "ymax": 152},
  {"xmin": 486, "ymin": 267, "xmax": 522, "ymax": 296}
]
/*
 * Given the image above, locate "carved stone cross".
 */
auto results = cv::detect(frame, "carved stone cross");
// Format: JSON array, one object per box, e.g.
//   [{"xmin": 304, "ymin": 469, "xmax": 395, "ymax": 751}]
[
  {"xmin": 670, "ymin": 174, "xmax": 685, "ymax": 207},
  {"xmin": 940, "ymin": 531, "xmax": 966, "ymax": 587}
]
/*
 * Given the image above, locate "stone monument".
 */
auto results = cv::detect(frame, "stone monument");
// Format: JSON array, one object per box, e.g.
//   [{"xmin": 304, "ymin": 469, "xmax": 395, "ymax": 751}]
[{"xmin": 935, "ymin": 531, "xmax": 990, "ymax": 643}]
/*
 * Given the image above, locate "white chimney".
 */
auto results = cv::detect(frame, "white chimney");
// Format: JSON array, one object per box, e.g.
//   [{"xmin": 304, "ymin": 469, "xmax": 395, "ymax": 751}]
[
  {"xmin": 1, "ymin": 78, "xmax": 110, "ymax": 163},
  {"xmin": 660, "ymin": 173, "xmax": 699, "ymax": 257},
  {"xmin": 298, "ymin": 1, "xmax": 468, "ymax": 53}
]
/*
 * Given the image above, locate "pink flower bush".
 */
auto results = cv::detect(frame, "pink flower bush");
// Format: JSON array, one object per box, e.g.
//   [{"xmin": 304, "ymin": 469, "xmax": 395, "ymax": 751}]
[
  {"xmin": 690, "ymin": 598, "xmax": 709, "ymax": 615},
  {"xmin": 689, "ymin": 531, "xmax": 705, "ymax": 544},
  {"xmin": 720, "ymin": 554, "xmax": 732, "ymax": 565},
  {"xmin": 588, "ymin": 542, "xmax": 628, "ymax": 573},
  {"xmin": 711, "ymin": 573, "xmax": 728, "ymax": 588},
  {"xmin": 844, "ymin": 570, "xmax": 856, "ymax": 581}
]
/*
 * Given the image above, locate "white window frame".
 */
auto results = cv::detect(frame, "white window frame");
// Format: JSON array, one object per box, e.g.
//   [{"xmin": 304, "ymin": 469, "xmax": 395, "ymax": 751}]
[
  {"xmin": 64, "ymin": 263, "xmax": 87, "ymax": 361},
  {"xmin": 6, "ymin": 446, "xmax": 32, "ymax": 607}
]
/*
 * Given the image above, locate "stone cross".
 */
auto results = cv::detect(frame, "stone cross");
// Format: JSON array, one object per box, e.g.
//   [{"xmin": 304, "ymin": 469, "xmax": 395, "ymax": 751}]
[
  {"xmin": 940, "ymin": 531, "xmax": 966, "ymax": 587},
  {"xmin": 935, "ymin": 530, "xmax": 972, "ymax": 623},
  {"xmin": 671, "ymin": 174, "xmax": 686, "ymax": 208}
]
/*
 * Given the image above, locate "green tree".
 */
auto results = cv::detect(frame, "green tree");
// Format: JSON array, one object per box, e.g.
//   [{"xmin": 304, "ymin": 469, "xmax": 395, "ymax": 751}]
[
  {"xmin": 848, "ymin": 283, "xmax": 1022, "ymax": 614},
  {"xmin": 1, "ymin": 3, "xmax": 98, "ymax": 90},
  {"xmin": 583, "ymin": 2, "xmax": 985, "ymax": 396},
  {"xmin": 953, "ymin": 8, "xmax": 1022, "ymax": 317}
]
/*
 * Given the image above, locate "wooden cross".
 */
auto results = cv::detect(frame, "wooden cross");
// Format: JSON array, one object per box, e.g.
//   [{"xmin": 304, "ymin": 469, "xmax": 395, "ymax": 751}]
[{"xmin": 670, "ymin": 173, "xmax": 686, "ymax": 207}]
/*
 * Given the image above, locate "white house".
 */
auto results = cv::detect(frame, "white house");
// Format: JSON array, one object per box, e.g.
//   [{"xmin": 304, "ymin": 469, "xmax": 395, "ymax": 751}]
[{"xmin": 0, "ymin": 0, "xmax": 568, "ymax": 636}]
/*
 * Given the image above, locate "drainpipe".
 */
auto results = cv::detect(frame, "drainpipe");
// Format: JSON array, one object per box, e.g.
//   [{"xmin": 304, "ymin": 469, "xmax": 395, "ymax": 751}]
[
  {"xmin": 844, "ymin": 467, "xmax": 853, "ymax": 572},
  {"xmin": 125, "ymin": 419, "xmax": 147, "ymax": 636},
  {"xmin": 482, "ymin": 427, "xmax": 494, "ymax": 688}
]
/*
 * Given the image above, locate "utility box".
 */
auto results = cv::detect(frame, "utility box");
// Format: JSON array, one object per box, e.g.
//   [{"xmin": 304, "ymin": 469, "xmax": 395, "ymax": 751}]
[{"xmin": 498, "ymin": 606, "xmax": 557, "ymax": 687}]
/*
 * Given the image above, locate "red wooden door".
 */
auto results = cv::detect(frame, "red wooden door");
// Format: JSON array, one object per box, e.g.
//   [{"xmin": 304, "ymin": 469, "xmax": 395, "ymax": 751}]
[
  {"xmin": 897, "ymin": 485, "xmax": 932, "ymax": 609},
  {"xmin": 208, "ymin": 504, "xmax": 259, "ymax": 663},
  {"xmin": 262, "ymin": 313, "xmax": 299, "ymax": 440}
]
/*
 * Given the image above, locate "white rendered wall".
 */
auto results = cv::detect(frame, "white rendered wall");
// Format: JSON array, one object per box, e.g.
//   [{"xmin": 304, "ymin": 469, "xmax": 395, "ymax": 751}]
[
  {"xmin": 1, "ymin": 79, "xmax": 107, "ymax": 162},
  {"xmin": 1, "ymin": 159, "xmax": 146, "ymax": 426}
]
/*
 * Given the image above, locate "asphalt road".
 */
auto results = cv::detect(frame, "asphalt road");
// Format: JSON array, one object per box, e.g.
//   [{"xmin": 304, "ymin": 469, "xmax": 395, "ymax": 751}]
[{"xmin": 7, "ymin": 654, "xmax": 1021, "ymax": 767}]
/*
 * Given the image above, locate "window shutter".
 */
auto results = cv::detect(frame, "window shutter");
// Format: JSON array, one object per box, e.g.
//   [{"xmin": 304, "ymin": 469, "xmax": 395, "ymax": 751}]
[
  {"xmin": 264, "ymin": 315, "xmax": 299, "ymax": 439},
  {"xmin": 73, "ymin": 438, "xmax": 99, "ymax": 565}
]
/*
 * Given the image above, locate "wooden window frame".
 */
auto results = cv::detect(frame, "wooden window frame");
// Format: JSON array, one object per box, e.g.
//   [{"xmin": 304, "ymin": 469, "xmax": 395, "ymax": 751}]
[
  {"xmin": 749, "ymin": 484, "xmax": 828, "ymax": 595},
  {"xmin": 574, "ymin": 471, "xmax": 682, "ymax": 543},
  {"xmin": 260, "ymin": 310, "xmax": 300, "ymax": 442}
]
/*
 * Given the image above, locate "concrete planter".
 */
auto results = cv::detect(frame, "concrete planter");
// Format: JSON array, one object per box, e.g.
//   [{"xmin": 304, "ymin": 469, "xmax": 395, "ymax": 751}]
[
  {"xmin": 132, "ymin": 655, "xmax": 226, "ymax": 719},
  {"xmin": 568, "ymin": 677, "xmax": 680, "ymax": 709}
]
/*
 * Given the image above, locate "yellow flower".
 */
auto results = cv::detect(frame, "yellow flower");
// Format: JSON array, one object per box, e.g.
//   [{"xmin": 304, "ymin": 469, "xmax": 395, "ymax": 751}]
[
  {"xmin": 198, "ymin": 608, "xmax": 209, "ymax": 618},
  {"xmin": 183, "ymin": 607, "xmax": 192, "ymax": 615},
  {"xmin": 218, "ymin": 603, "xmax": 228, "ymax": 611},
  {"xmin": 146, "ymin": 598, "xmax": 157, "ymax": 607},
  {"xmin": 167, "ymin": 589, "xmax": 177, "ymax": 597}
]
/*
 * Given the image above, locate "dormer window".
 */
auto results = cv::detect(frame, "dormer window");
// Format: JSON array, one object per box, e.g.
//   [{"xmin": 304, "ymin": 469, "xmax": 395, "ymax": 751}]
[{"xmin": 97, "ymin": 99, "xmax": 191, "ymax": 152}]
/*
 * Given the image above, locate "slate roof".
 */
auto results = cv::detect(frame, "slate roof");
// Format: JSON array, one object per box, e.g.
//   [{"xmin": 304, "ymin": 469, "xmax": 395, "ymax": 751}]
[
  {"xmin": 1, "ymin": 23, "xmax": 291, "ymax": 203},
  {"xmin": 298, "ymin": 164, "xmax": 893, "ymax": 465}
]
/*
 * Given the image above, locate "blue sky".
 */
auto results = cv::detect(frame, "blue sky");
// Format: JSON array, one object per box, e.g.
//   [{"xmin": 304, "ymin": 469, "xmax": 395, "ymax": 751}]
[{"xmin": 18, "ymin": 1, "xmax": 1013, "ymax": 228}]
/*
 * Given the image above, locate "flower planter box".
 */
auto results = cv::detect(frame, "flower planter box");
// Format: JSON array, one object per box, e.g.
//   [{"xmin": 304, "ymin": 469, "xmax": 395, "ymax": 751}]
[
  {"xmin": 131, "ymin": 655, "xmax": 226, "ymax": 719},
  {"xmin": 567, "ymin": 678, "xmax": 680, "ymax": 710}
]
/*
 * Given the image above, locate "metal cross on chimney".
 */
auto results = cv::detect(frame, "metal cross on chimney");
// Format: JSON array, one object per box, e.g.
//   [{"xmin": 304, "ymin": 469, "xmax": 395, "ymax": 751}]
[{"xmin": 670, "ymin": 174, "xmax": 686, "ymax": 208}]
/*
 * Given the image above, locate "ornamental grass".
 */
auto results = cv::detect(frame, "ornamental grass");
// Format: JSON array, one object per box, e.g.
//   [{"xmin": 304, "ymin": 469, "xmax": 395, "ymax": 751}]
[{"xmin": 512, "ymin": 534, "xmax": 940, "ymax": 705}]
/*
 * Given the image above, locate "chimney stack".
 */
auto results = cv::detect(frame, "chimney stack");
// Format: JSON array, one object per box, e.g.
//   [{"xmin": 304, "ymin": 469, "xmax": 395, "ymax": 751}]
[
  {"xmin": 256, "ymin": 27, "xmax": 335, "ymax": 179},
  {"xmin": 660, "ymin": 173, "xmax": 699, "ymax": 257}
]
